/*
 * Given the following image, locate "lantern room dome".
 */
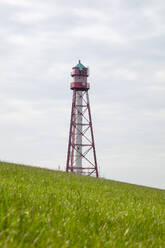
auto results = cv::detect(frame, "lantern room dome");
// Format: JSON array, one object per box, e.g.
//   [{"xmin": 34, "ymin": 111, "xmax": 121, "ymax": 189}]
[{"xmin": 75, "ymin": 60, "xmax": 86, "ymax": 68}]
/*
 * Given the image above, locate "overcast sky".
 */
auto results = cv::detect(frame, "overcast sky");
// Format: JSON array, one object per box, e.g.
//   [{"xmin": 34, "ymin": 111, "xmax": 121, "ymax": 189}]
[{"xmin": 0, "ymin": 0, "xmax": 165, "ymax": 189}]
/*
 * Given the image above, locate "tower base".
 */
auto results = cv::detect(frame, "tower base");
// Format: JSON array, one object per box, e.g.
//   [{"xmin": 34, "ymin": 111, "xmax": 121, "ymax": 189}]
[{"xmin": 66, "ymin": 89, "xmax": 98, "ymax": 177}]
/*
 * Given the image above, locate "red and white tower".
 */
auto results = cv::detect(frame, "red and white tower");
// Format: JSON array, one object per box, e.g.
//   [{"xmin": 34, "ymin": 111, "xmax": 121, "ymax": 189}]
[{"xmin": 66, "ymin": 60, "xmax": 99, "ymax": 177}]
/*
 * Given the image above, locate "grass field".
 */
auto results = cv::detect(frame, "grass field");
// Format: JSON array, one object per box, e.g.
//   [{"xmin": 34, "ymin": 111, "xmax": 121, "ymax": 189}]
[{"xmin": 0, "ymin": 162, "xmax": 165, "ymax": 248}]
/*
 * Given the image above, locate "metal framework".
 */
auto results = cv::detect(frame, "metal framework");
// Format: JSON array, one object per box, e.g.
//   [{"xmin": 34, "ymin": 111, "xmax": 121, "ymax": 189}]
[{"xmin": 66, "ymin": 88, "xmax": 98, "ymax": 177}]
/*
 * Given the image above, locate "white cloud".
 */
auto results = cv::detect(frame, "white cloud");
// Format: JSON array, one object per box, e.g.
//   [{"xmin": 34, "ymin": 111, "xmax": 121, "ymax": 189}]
[{"xmin": 1, "ymin": 0, "xmax": 32, "ymax": 7}]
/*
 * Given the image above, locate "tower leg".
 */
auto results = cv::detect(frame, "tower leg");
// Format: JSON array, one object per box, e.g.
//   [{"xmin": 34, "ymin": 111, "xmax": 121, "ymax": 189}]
[
  {"xmin": 86, "ymin": 91, "xmax": 99, "ymax": 178},
  {"xmin": 66, "ymin": 90, "xmax": 76, "ymax": 172}
]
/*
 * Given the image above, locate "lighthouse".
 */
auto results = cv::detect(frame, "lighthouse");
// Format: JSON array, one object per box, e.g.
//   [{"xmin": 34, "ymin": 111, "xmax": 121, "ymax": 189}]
[{"xmin": 66, "ymin": 60, "xmax": 98, "ymax": 177}]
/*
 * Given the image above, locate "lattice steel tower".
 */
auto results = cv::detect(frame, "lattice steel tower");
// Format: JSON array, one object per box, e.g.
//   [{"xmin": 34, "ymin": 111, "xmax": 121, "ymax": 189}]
[{"xmin": 66, "ymin": 60, "xmax": 98, "ymax": 177}]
